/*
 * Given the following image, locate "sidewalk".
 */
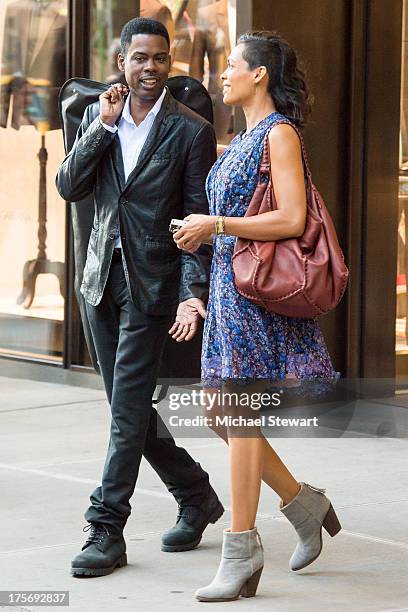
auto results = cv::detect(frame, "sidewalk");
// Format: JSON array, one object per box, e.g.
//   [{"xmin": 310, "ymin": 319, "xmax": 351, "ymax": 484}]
[{"xmin": 0, "ymin": 376, "xmax": 407, "ymax": 612}]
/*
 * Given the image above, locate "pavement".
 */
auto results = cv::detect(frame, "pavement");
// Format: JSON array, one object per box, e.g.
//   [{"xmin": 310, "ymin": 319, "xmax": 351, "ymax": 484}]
[{"xmin": 0, "ymin": 375, "xmax": 407, "ymax": 612}]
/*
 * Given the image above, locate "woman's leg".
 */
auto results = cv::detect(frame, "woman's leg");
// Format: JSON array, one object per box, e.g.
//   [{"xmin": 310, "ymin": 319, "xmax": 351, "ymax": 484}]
[
  {"xmin": 195, "ymin": 384, "xmax": 267, "ymax": 601},
  {"xmin": 224, "ymin": 381, "xmax": 266, "ymax": 531},
  {"xmin": 204, "ymin": 383, "xmax": 301, "ymax": 506},
  {"xmin": 259, "ymin": 437, "xmax": 301, "ymax": 504},
  {"xmin": 229, "ymin": 434, "xmax": 264, "ymax": 531},
  {"xmin": 204, "ymin": 385, "xmax": 264, "ymax": 529}
]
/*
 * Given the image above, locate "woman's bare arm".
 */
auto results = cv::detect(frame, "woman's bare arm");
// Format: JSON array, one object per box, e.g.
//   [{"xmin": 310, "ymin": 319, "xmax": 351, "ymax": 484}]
[{"xmin": 224, "ymin": 123, "xmax": 307, "ymax": 240}]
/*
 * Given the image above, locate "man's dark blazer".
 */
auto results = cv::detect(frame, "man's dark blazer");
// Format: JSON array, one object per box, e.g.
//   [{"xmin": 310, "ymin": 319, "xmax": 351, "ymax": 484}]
[
  {"xmin": 58, "ymin": 77, "xmax": 214, "ymax": 376},
  {"xmin": 56, "ymin": 87, "xmax": 216, "ymax": 318},
  {"xmin": 0, "ymin": 0, "xmax": 66, "ymax": 130}
]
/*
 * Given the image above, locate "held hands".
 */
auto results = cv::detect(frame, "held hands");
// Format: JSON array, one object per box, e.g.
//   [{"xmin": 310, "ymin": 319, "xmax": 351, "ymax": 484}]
[
  {"xmin": 173, "ymin": 214, "xmax": 215, "ymax": 252},
  {"xmin": 99, "ymin": 83, "xmax": 129, "ymax": 126},
  {"xmin": 169, "ymin": 298, "xmax": 206, "ymax": 342}
]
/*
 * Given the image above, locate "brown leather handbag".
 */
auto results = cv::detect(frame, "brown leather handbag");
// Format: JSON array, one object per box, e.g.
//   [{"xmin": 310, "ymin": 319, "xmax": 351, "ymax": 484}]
[{"xmin": 232, "ymin": 119, "xmax": 349, "ymax": 318}]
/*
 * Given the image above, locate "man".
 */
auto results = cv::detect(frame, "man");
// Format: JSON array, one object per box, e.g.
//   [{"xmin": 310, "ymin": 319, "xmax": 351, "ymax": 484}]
[{"xmin": 56, "ymin": 17, "xmax": 222, "ymax": 577}]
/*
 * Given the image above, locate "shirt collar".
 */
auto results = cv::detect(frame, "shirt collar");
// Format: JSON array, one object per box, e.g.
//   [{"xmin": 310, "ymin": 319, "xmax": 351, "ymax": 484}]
[{"xmin": 121, "ymin": 86, "xmax": 167, "ymax": 126}]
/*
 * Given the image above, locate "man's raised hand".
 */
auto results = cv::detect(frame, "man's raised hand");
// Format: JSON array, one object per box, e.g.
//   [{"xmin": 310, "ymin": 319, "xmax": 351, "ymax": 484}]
[{"xmin": 99, "ymin": 83, "xmax": 128, "ymax": 127}]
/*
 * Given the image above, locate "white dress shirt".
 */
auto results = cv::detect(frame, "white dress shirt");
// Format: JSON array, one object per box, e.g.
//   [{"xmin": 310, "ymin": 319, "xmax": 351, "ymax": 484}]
[{"xmin": 100, "ymin": 87, "xmax": 167, "ymax": 248}]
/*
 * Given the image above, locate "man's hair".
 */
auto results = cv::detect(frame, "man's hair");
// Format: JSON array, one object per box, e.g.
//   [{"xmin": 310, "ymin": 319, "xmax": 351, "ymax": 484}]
[{"xmin": 120, "ymin": 18, "xmax": 170, "ymax": 53}]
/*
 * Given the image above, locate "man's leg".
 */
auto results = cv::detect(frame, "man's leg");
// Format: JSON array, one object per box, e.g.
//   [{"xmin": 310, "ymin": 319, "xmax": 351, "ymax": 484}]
[
  {"xmin": 143, "ymin": 407, "xmax": 210, "ymax": 506},
  {"xmin": 143, "ymin": 406, "xmax": 224, "ymax": 552},
  {"xmin": 84, "ymin": 270, "xmax": 171, "ymax": 531},
  {"xmin": 70, "ymin": 260, "xmax": 123, "ymax": 576},
  {"xmin": 84, "ymin": 259, "xmax": 218, "ymax": 534}
]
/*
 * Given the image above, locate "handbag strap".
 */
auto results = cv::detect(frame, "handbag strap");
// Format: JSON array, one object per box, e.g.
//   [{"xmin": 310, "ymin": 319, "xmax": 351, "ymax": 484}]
[{"xmin": 259, "ymin": 117, "xmax": 312, "ymax": 181}]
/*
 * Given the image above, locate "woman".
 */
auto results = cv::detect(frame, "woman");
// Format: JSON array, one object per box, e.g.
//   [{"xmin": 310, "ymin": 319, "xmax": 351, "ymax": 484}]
[{"xmin": 172, "ymin": 30, "xmax": 342, "ymax": 603}]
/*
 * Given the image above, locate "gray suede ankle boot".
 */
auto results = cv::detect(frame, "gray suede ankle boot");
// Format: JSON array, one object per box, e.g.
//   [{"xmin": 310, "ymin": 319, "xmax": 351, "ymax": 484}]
[
  {"xmin": 195, "ymin": 527, "xmax": 264, "ymax": 602},
  {"xmin": 280, "ymin": 482, "xmax": 341, "ymax": 571}
]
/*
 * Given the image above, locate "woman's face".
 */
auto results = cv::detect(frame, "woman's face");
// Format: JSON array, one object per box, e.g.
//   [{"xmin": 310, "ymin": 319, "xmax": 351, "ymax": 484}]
[{"xmin": 221, "ymin": 43, "xmax": 259, "ymax": 106}]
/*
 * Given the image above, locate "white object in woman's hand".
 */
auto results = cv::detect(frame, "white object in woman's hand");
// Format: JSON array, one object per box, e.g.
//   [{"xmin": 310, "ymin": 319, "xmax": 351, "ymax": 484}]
[{"xmin": 173, "ymin": 214, "xmax": 215, "ymax": 251}]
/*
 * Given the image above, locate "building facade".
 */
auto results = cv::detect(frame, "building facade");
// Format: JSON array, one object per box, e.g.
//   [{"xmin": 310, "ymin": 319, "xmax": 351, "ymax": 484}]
[{"xmin": 0, "ymin": 0, "xmax": 405, "ymax": 386}]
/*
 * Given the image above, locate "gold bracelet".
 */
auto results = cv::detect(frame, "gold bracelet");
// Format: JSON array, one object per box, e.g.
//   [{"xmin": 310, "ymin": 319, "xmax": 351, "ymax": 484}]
[
  {"xmin": 215, "ymin": 216, "xmax": 225, "ymax": 235},
  {"xmin": 216, "ymin": 216, "xmax": 222, "ymax": 235}
]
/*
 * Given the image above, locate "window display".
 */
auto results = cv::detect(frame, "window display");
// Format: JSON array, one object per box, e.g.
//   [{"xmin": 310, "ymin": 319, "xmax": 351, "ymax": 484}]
[
  {"xmin": 90, "ymin": 0, "xmax": 237, "ymax": 144},
  {"xmin": 398, "ymin": 0, "xmax": 408, "ymax": 357},
  {"xmin": 0, "ymin": 0, "xmax": 67, "ymax": 360}
]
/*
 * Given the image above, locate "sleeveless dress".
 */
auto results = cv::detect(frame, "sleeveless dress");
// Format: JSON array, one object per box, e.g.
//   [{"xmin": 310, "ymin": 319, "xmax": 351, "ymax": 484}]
[{"xmin": 201, "ymin": 112, "xmax": 340, "ymax": 390}]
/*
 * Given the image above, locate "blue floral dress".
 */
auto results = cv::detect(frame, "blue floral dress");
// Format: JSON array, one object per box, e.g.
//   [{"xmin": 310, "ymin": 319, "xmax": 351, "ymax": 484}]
[{"xmin": 201, "ymin": 112, "xmax": 340, "ymax": 390}]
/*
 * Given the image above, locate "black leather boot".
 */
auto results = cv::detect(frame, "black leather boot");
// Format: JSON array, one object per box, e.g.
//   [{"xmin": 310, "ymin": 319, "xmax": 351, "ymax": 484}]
[
  {"xmin": 161, "ymin": 489, "xmax": 224, "ymax": 552},
  {"xmin": 71, "ymin": 524, "xmax": 127, "ymax": 577}
]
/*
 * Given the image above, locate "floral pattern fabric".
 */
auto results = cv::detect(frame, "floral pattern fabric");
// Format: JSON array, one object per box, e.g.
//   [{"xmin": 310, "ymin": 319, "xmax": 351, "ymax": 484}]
[{"xmin": 201, "ymin": 112, "xmax": 340, "ymax": 389}]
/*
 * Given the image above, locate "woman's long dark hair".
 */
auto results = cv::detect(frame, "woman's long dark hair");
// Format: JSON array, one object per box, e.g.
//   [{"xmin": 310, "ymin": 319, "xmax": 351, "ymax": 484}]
[{"xmin": 238, "ymin": 30, "xmax": 312, "ymax": 128}]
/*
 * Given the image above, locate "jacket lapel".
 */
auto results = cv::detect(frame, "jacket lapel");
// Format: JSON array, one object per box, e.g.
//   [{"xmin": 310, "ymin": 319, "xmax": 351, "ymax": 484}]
[{"xmin": 122, "ymin": 91, "xmax": 179, "ymax": 191}]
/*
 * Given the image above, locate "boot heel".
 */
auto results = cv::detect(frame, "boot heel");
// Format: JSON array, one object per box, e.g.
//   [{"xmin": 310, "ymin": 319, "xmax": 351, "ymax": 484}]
[
  {"xmin": 116, "ymin": 553, "xmax": 127, "ymax": 568},
  {"xmin": 209, "ymin": 503, "xmax": 224, "ymax": 524},
  {"xmin": 322, "ymin": 504, "xmax": 341, "ymax": 537},
  {"xmin": 240, "ymin": 567, "xmax": 263, "ymax": 598}
]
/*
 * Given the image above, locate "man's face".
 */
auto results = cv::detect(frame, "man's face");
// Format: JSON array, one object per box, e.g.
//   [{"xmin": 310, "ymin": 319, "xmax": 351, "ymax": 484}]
[{"xmin": 118, "ymin": 34, "xmax": 171, "ymax": 100}]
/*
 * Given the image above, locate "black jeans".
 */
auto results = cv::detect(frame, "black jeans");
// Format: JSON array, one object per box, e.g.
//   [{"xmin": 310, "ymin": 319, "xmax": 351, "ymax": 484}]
[{"xmin": 84, "ymin": 252, "xmax": 210, "ymax": 534}]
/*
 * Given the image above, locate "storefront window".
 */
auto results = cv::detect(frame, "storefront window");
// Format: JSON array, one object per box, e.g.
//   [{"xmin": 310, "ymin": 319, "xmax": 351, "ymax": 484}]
[
  {"xmin": 398, "ymin": 0, "xmax": 408, "ymax": 358},
  {"xmin": 90, "ymin": 0, "xmax": 237, "ymax": 145},
  {"xmin": 0, "ymin": 0, "xmax": 67, "ymax": 361}
]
